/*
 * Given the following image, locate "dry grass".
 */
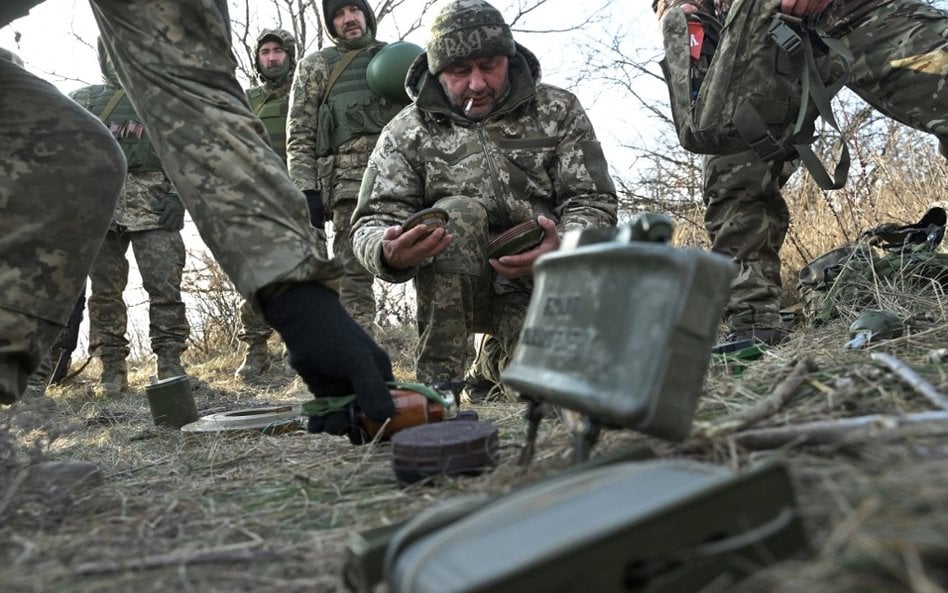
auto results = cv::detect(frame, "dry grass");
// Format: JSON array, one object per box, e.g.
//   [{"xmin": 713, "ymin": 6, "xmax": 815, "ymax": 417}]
[
  {"xmin": 4, "ymin": 301, "xmax": 948, "ymax": 592},
  {"xmin": 3, "ymin": 153, "xmax": 948, "ymax": 592}
]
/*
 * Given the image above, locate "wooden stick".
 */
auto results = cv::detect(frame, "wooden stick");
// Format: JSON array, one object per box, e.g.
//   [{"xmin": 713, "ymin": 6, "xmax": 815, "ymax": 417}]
[
  {"xmin": 729, "ymin": 410, "xmax": 948, "ymax": 450},
  {"xmin": 871, "ymin": 352, "xmax": 948, "ymax": 410},
  {"xmin": 74, "ymin": 543, "xmax": 275, "ymax": 575},
  {"xmin": 699, "ymin": 357, "xmax": 818, "ymax": 439}
]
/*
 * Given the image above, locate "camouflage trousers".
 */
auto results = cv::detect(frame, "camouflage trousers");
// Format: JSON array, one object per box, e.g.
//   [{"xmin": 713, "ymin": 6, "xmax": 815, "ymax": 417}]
[
  {"xmin": 330, "ymin": 199, "xmax": 378, "ymax": 336},
  {"xmin": 88, "ymin": 227, "xmax": 190, "ymax": 362},
  {"xmin": 413, "ymin": 196, "xmax": 532, "ymax": 384},
  {"xmin": 704, "ymin": 0, "xmax": 948, "ymax": 331},
  {"xmin": 0, "ymin": 58, "xmax": 125, "ymax": 404}
]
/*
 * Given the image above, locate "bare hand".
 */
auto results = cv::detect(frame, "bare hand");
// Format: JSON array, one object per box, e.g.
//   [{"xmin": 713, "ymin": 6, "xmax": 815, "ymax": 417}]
[
  {"xmin": 489, "ymin": 215, "xmax": 560, "ymax": 279},
  {"xmin": 779, "ymin": 0, "xmax": 832, "ymax": 17},
  {"xmin": 381, "ymin": 223, "xmax": 452, "ymax": 270}
]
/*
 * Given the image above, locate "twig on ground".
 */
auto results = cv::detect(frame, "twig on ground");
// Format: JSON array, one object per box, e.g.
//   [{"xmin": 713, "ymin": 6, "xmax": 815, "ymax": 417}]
[
  {"xmin": 73, "ymin": 542, "xmax": 275, "ymax": 575},
  {"xmin": 698, "ymin": 357, "xmax": 818, "ymax": 439},
  {"xmin": 729, "ymin": 410, "xmax": 948, "ymax": 450},
  {"xmin": 870, "ymin": 352, "xmax": 948, "ymax": 410}
]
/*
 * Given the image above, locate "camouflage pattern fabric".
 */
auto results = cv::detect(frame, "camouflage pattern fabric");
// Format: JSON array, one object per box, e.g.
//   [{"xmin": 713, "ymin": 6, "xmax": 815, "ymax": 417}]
[
  {"xmin": 236, "ymin": 30, "xmax": 298, "ymax": 349},
  {"xmin": 352, "ymin": 39, "xmax": 618, "ymax": 382},
  {"xmin": 88, "ymin": 223, "xmax": 189, "ymax": 362},
  {"xmin": 2, "ymin": 0, "xmax": 341, "ymax": 404},
  {"xmin": 692, "ymin": 0, "xmax": 948, "ymax": 332},
  {"xmin": 286, "ymin": 0, "xmax": 394, "ymax": 336},
  {"xmin": 237, "ymin": 300, "xmax": 273, "ymax": 346},
  {"xmin": 425, "ymin": 0, "xmax": 517, "ymax": 75},
  {"xmin": 411, "ymin": 197, "xmax": 532, "ymax": 383},
  {"xmin": 90, "ymin": 0, "xmax": 341, "ymax": 304},
  {"xmin": 69, "ymin": 63, "xmax": 191, "ymax": 365},
  {"xmin": 0, "ymin": 57, "xmax": 126, "ymax": 404},
  {"xmin": 330, "ymin": 200, "xmax": 378, "ymax": 334}
]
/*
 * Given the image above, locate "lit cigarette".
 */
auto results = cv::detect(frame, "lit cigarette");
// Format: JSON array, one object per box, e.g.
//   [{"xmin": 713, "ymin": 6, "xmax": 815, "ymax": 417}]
[{"xmin": 464, "ymin": 98, "xmax": 474, "ymax": 115}]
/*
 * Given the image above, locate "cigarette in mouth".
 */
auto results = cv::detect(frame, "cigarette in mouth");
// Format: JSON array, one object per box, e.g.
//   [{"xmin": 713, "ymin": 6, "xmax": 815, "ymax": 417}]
[{"xmin": 464, "ymin": 98, "xmax": 474, "ymax": 115}]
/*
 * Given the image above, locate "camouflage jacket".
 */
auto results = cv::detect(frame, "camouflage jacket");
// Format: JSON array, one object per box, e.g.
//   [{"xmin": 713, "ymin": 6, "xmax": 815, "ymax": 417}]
[
  {"xmin": 351, "ymin": 44, "xmax": 619, "ymax": 284},
  {"xmin": 286, "ymin": 35, "xmax": 399, "ymax": 197},
  {"xmin": 652, "ymin": 0, "xmax": 891, "ymax": 32},
  {"xmin": 68, "ymin": 54, "xmax": 179, "ymax": 232}
]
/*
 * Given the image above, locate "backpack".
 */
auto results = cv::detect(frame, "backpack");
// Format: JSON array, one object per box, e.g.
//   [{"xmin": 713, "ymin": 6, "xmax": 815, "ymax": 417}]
[
  {"xmin": 659, "ymin": 0, "xmax": 854, "ymax": 190},
  {"xmin": 798, "ymin": 208, "xmax": 948, "ymax": 322}
]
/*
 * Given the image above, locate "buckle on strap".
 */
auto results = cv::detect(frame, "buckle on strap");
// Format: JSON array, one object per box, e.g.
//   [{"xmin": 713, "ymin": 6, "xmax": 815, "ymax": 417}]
[{"xmin": 768, "ymin": 15, "xmax": 803, "ymax": 56}]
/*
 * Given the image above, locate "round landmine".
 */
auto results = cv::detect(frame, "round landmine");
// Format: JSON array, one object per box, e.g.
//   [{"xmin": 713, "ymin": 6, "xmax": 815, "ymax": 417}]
[
  {"xmin": 487, "ymin": 218, "xmax": 544, "ymax": 259},
  {"xmin": 391, "ymin": 421, "xmax": 499, "ymax": 484},
  {"xmin": 402, "ymin": 207, "xmax": 450, "ymax": 237},
  {"xmin": 181, "ymin": 405, "xmax": 303, "ymax": 436}
]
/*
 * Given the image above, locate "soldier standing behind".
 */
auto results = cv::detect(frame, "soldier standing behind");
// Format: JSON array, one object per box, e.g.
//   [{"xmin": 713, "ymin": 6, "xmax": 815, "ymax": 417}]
[
  {"xmin": 652, "ymin": 0, "xmax": 948, "ymax": 351},
  {"xmin": 235, "ymin": 29, "xmax": 328, "ymax": 380},
  {"xmin": 287, "ymin": 0, "xmax": 411, "ymax": 336},
  {"xmin": 69, "ymin": 42, "xmax": 190, "ymax": 396}
]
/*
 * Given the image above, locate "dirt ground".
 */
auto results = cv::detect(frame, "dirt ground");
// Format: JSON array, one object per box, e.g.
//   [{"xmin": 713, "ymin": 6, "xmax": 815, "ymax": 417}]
[{"xmin": 2, "ymin": 314, "xmax": 948, "ymax": 593}]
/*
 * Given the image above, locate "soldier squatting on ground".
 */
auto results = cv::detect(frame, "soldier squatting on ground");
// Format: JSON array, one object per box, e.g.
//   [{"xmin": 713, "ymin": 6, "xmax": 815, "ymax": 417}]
[
  {"xmin": 351, "ymin": 0, "xmax": 619, "ymax": 392},
  {"xmin": 653, "ymin": 0, "xmax": 948, "ymax": 349},
  {"xmin": 1, "ymin": 0, "xmax": 396, "ymax": 440}
]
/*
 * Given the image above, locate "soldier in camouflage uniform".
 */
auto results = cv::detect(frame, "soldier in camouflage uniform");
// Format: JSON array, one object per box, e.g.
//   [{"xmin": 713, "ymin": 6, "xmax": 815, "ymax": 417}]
[
  {"xmin": 68, "ymin": 42, "xmax": 190, "ymax": 395},
  {"xmin": 234, "ymin": 29, "xmax": 306, "ymax": 381},
  {"xmin": 287, "ymin": 0, "xmax": 411, "ymax": 336},
  {"xmin": 653, "ymin": 0, "xmax": 948, "ymax": 349},
  {"xmin": 1, "ymin": 0, "xmax": 395, "ymax": 443},
  {"xmin": 351, "ymin": 0, "xmax": 619, "ymax": 388}
]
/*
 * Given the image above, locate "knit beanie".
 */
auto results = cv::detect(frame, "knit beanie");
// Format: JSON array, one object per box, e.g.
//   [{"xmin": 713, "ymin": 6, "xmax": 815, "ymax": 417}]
[
  {"xmin": 426, "ymin": 0, "xmax": 516, "ymax": 74},
  {"xmin": 323, "ymin": 0, "xmax": 377, "ymax": 40}
]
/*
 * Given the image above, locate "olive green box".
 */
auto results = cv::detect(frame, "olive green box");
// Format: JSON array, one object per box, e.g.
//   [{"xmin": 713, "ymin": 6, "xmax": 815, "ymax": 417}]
[
  {"xmin": 385, "ymin": 460, "xmax": 807, "ymax": 593},
  {"xmin": 502, "ymin": 228, "xmax": 735, "ymax": 440}
]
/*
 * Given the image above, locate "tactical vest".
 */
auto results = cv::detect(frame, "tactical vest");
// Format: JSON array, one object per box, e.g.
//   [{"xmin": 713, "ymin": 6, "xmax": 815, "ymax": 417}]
[
  {"xmin": 247, "ymin": 84, "xmax": 291, "ymax": 162},
  {"xmin": 316, "ymin": 44, "xmax": 407, "ymax": 157},
  {"xmin": 86, "ymin": 84, "xmax": 163, "ymax": 173}
]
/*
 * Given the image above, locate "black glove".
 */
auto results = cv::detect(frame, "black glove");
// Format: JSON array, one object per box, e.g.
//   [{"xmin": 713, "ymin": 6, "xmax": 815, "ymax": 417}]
[
  {"xmin": 158, "ymin": 194, "xmax": 186, "ymax": 231},
  {"xmin": 260, "ymin": 282, "xmax": 395, "ymax": 441},
  {"xmin": 304, "ymin": 190, "xmax": 325, "ymax": 228}
]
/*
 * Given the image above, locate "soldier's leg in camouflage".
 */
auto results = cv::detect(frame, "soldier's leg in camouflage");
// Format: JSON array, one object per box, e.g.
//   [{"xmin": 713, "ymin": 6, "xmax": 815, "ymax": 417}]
[
  {"xmin": 132, "ymin": 229, "xmax": 190, "ymax": 379},
  {"xmin": 837, "ymin": 0, "xmax": 948, "ymax": 162},
  {"xmin": 464, "ymin": 334, "xmax": 505, "ymax": 402},
  {"xmin": 413, "ymin": 197, "xmax": 492, "ymax": 386},
  {"xmin": 331, "ymin": 200, "xmax": 378, "ymax": 337},
  {"xmin": 235, "ymin": 299, "xmax": 274, "ymax": 380},
  {"xmin": 0, "ymin": 58, "xmax": 124, "ymax": 404},
  {"xmin": 88, "ymin": 229, "xmax": 133, "ymax": 395},
  {"xmin": 704, "ymin": 150, "xmax": 791, "ymax": 347},
  {"xmin": 91, "ymin": 0, "xmax": 340, "ymax": 307}
]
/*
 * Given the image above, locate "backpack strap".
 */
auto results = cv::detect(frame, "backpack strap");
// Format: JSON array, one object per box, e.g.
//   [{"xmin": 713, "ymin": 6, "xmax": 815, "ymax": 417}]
[
  {"xmin": 733, "ymin": 14, "xmax": 854, "ymax": 191},
  {"xmin": 97, "ymin": 88, "xmax": 126, "ymax": 123}
]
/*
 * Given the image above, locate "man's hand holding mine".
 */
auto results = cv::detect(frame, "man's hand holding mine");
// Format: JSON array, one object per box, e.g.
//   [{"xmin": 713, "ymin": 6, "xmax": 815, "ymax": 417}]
[
  {"xmin": 489, "ymin": 215, "xmax": 560, "ymax": 279},
  {"xmin": 381, "ymin": 223, "xmax": 453, "ymax": 270}
]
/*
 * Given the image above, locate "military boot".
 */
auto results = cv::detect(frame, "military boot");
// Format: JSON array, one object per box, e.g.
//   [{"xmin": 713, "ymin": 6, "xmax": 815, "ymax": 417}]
[
  {"xmin": 97, "ymin": 360, "xmax": 128, "ymax": 397},
  {"xmin": 235, "ymin": 343, "xmax": 271, "ymax": 380},
  {"xmin": 156, "ymin": 353, "xmax": 187, "ymax": 379}
]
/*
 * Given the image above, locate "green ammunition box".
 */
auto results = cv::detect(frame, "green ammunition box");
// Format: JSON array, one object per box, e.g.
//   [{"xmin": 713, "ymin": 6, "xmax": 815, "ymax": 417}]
[
  {"xmin": 385, "ymin": 460, "xmax": 807, "ymax": 593},
  {"xmin": 502, "ymin": 224, "xmax": 735, "ymax": 440}
]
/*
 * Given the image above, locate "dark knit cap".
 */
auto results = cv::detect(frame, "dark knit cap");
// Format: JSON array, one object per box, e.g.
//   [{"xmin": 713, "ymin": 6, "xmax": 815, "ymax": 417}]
[
  {"xmin": 426, "ymin": 0, "xmax": 516, "ymax": 74},
  {"xmin": 323, "ymin": 0, "xmax": 377, "ymax": 40}
]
